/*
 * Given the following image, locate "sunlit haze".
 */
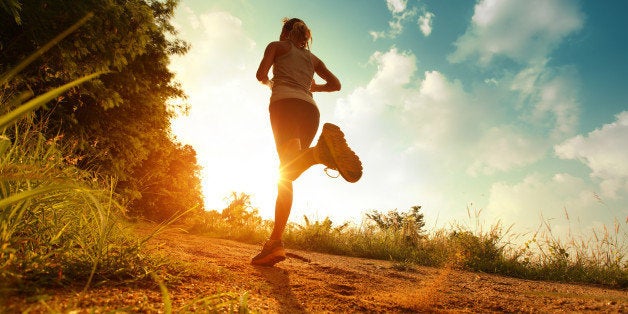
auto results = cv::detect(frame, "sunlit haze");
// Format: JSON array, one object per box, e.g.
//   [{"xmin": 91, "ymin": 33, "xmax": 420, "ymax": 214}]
[{"xmin": 169, "ymin": 0, "xmax": 628, "ymax": 239}]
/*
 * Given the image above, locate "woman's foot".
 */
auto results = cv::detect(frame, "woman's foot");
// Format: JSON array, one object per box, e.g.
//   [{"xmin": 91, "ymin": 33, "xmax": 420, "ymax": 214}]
[
  {"xmin": 315, "ymin": 123, "xmax": 362, "ymax": 183},
  {"xmin": 251, "ymin": 239, "xmax": 286, "ymax": 267}
]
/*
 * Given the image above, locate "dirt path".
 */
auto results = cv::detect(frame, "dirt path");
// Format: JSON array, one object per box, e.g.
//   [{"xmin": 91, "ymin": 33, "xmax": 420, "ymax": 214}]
[{"xmin": 3, "ymin": 225, "xmax": 627, "ymax": 312}]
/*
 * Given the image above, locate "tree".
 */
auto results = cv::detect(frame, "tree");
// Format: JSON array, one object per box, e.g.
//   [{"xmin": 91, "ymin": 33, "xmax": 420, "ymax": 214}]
[
  {"xmin": 127, "ymin": 135, "xmax": 204, "ymax": 220},
  {"xmin": 1, "ymin": 0, "xmax": 203, "ymax": 218}
]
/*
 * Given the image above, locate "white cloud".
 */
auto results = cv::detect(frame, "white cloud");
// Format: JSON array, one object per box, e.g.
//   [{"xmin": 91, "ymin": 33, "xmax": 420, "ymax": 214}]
[
  {"xmin": 335, "ymin": 47, "xmax": 472, "ymax": 220},
  {"xmin": 460, "ymin": 61, "xmax": 582, "ymax": 176},
  {"xmin": 185, "ymin": 6, "xmax": 200, "ymax": 29},
  {"xmin": 448, "ymin": 0, "xmax": 584, "ymax": 65},
  {"xmin": 467, "ymin": 126, "xmax": 547, "ymax": 176},
  {"xmin": 370, "ymin": 0, "xmax": 418, "ymax": 40},
  {"xmin": 368, "ymin": 30, "xmax": 387, "ymax": 41},
  {"xmin": 404, "ymin": 71, "xmax": 479, "ymax": 155},
  {"xmin": 368, "ymin": 48, "xmax": 416, "ymax": 90},
  {"xmin": 484, "ymin": 113, "xmax": 628, "ymax": 236},
  {"xmin": 418, "ymin": 12, "xmax": 435, "ymax": 36},
  {"xmin": 510, "ymin": 61, "xmax": 581, "ymax": 140},
  {"xmin": 387, "ymin": 0, "xmax": 407, "ymax": 14},
  {"xmin": 533, "ymin": 72, "xmax": 580, "ymax": 139},
  {"xmin": 371, "ymin": 1, "xmax": 436, "ymax": 40},
  {"xmin": 333, "ymin": 48, "xmax": 497, "ymax": 221},
  {"xmin": 170, "ymin": 10, "xmax": 257, "ymax": 88},
  {"xmin": 336, "ymin": 48, "xmax": 561, "ymax": 187},
  {"xmin": 486, "ymin": 173, "xmax": 604, "ymax": 234},
  {"xmin": 336, "ymin": 48, "xmax": 480, "ymax": 160},
  {"xmin": 555, "ymin": 111, "xmax": 628, "ymax": 198}
]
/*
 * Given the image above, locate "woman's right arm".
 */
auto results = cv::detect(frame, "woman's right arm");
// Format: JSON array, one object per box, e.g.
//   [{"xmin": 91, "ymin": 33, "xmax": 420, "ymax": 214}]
[
  {"xmin": 310, "ymin": 54, "xmax": 341, "ymax": 92},
  {"xmin": 256, "ymin": 42, "xmax": 277, "ymax": 88}
]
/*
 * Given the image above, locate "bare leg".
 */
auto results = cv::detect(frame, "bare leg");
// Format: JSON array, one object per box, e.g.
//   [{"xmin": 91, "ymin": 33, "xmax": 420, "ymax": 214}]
[
  {"xmin": 253, "ymin": 100, "xmax": 321, "ymax": 266},
  {"xmin": 269, "ymin": 138, "xmax": 319, "ymax": 240},
  {"xmin": 279, "ymin": 138, "xmax": 320, "ymax": 182},
  {"xmin": 269, "ymin": 178, "xmax": 293, "ymax": 241}
]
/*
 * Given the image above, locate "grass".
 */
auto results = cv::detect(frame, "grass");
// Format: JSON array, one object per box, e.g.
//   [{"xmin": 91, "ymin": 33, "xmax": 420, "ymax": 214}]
[
  {"xmin": 0, "ymin": 115, "xmax": 160, "ymax": 293},
  {"xmin": 0, "ymin": 13, "xmax": 170, "ymax": 296},
  {"xmin": 189, "ymin": 195, "xmax": 627, "ymax": 288}
]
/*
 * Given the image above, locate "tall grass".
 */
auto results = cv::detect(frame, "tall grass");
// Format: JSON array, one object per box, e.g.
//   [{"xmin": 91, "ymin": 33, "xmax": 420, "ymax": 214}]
[
  {"xmin": 191, "ymin": 195, "xmax": 627, "ymax": 288},
  {"xmin": 515, "ymin": 215, "xmax": 627, "ymax": 285},
  {"xmin": 0, "ymin": 13, "xmax": 158, "ymax": 294},
  {"xmin": 0, "ymin": 110, "xmax": 159, "ymax": 294}
]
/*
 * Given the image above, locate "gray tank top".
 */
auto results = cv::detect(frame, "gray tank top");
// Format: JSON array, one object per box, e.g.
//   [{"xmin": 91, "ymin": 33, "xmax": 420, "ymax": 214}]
[{"xmin": 270, "ymin": 43, "xmax": 316, "ymax": 106}]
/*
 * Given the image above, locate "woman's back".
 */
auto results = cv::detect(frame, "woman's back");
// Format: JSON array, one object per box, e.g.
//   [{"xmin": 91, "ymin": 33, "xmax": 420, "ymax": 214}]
[
  {"xmin": 272, "ymin": 43, "xmax": 314, "ymax": 92},
  {"xmin": 270, "ymin": 42, "xmax": 316, "ymax": 105}
]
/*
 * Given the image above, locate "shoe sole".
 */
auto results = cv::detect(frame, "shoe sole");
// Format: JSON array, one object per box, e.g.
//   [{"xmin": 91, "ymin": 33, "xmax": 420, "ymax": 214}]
[
  {"xmin": 321, "ymin": 123, "xmax": 362, "ymax": 183},
  {"xmin": 251, "ymin": 248, "xmax": 287, "ymax": 267}
]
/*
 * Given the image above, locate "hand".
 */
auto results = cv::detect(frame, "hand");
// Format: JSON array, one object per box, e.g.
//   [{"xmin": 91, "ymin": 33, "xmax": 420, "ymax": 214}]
[
  {"xmin": 260, "ymin": 78, "xmax": 273, "ymax": 88},
  {"xmin": 310, "ymin": 79, "xmax": 319, "ymax": 92}
]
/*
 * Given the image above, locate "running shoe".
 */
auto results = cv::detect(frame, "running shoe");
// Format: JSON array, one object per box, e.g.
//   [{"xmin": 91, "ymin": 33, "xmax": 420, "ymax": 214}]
[
  {"xmin": 315, "ymin": 123, "xmax": 363, "ymax": 183},
  {"xmin": 251, "ymin": 239, "xmax": 286, "ymax": 267}
]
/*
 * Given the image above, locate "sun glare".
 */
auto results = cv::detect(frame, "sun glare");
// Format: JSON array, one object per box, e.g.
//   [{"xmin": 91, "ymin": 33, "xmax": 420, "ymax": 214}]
[
  {"xmin": 172, "ymin": 112, "xmax": 279, "ymax": 218},
  {"xmin": 198, "ymin": 154, "xmax": 279, "ymax": 216}
]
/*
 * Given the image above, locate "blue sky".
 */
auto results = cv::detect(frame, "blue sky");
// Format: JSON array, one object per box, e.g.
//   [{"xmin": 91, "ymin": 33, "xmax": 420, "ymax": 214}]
[{"xmin": 170, "ymin": 0, "xmax": 627, "ymax": 239}]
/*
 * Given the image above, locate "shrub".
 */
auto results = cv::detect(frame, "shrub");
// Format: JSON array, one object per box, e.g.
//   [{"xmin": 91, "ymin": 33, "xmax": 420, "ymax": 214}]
[{"xmin": 0, "ymin": 15, "xmax": 160, "ymax": 292}]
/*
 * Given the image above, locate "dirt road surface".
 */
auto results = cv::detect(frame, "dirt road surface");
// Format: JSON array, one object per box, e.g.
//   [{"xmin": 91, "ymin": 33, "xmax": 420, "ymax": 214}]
[{"xmin": 3, "ymin": 226, "xmax": 627, "ymax": 312}]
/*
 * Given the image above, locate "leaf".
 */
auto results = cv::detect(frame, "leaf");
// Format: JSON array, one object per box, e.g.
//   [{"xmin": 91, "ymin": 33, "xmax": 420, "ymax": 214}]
[
  {"xmin": 0, "ymin": 72, "xmax": 105, "ymax": 130},
  {"xmin": 0, "ymin": 184, "xmax": 76, "ymax": 209},
  {"xmin": 0, "ymin": 12, "xmax": 94, "ymax": 85}
]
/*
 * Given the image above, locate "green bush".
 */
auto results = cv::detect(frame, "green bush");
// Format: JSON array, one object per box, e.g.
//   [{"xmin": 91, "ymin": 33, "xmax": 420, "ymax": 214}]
[{"xmin": 0, "ymin": 14, "xmax": 161, "ymax": 293}]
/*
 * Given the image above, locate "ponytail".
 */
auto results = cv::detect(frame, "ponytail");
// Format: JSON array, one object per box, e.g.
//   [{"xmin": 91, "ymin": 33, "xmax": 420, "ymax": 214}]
[{"xmin": 281, "ymin": 18, "xmax": 312, "ymax": 49}]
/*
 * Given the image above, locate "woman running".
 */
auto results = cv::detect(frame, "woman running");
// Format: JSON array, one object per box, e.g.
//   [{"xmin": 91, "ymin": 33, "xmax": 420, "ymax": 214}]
[{"xmin": 251, "ymin": 17, "xmax": 362, "ymax": 266}]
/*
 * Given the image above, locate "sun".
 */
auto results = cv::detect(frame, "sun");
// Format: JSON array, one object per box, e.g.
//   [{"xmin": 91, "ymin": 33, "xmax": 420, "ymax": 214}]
[
  {"xmin": 172, "ymin": 112, "xmax": 279, "ymax": 218},
  {"xmin": 198, "ymin": 153, "xmax": 279, "ymax": 217}
]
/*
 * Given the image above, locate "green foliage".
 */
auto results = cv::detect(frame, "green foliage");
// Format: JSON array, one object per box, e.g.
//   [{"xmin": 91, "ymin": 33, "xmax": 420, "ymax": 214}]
[
  {"xmin": 0, "ymin": 13, "xmax": 173, "ymax": 294},
  {"xmin": 125, "ymin": 135, "xmax": 204, "ymax": 221},
  {"xmin": 447, "ymin": 227, "xmax": 505, "ymax": 271},
  {"xmin": 1, "ymin": 0, "xmax": 201, "ymax": 219},
  {"xmin": 0, "ymin": 71, "xmax": 103, "ymax": 129},
  {"xmin": 220, "ymin": 193, "xmax": 263, "ymax": 229},
  {"xmin": 510, "ymin": 217, "xmax": 628, "ymax": 286}
]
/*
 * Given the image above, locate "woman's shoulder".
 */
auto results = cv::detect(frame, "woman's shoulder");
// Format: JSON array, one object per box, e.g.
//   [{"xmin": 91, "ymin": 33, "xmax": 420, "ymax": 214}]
[
  {"xmin": 266, "ymin": 41, "xmax": 292, "ymax": 57},
  {"xmin": 267, "ymin": 41, "xmax": 291, "ymax": 50}
]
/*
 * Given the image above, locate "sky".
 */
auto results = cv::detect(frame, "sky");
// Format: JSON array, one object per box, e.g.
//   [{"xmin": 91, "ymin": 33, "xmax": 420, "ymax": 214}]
[{"xmin": 169, "ymin": 0, "xmax": 628, "ymax": 240}]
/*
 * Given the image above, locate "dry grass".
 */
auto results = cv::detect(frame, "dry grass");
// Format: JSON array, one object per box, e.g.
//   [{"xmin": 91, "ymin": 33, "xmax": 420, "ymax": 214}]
[{"xmin": 188, "ymin": 194, "xmax": 627, "ymax": 288}]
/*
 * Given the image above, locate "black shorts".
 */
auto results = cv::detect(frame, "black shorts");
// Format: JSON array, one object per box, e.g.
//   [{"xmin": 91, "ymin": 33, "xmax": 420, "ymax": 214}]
[{"xmin": 269, "ymin": 98, "xmax": 320, "ymax": 162}]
